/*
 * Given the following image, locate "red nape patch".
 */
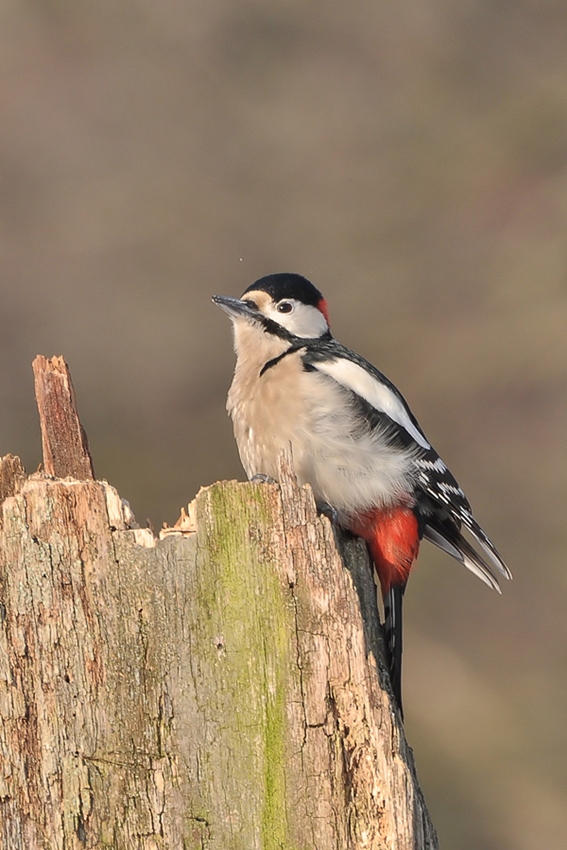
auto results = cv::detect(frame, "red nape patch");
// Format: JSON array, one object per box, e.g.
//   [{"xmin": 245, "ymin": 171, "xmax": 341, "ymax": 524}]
[
  {"xmin": 349, "ymin": 506, "xmax": 420, "ymax": 595},
  {"xmin": 317, "ymin": 298, "xmax": 330, "ymax": 325}
]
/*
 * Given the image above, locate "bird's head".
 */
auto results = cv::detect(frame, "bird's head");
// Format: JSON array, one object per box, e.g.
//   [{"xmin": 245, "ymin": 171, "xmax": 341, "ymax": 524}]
[{"xmin": 213, "ymin": 273, "xmax": 330, "ymax": 344}]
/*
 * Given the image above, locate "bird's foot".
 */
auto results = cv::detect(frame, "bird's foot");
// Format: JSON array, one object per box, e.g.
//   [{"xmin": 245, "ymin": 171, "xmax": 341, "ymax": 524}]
[
  {"xmin": 316, "ymin": 501, "xmax": 339, "ymax": 525},
  {"xmin": 251, "ymin": 473, "xmax": 276, "ymax": 485}
]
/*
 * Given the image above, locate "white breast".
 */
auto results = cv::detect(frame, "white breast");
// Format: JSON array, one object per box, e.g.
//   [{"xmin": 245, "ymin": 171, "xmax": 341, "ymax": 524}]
[{"xmin": 227, "ymin": 335, "xmax": 417, "ymax": 519}]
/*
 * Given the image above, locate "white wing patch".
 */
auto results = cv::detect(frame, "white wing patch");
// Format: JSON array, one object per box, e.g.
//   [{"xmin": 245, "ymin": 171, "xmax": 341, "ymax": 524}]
[
  {"xmin": 415, "ymin": 456, "xmax": 447, "ymax": 474},
  {"xmin": 315, "ymin": 359, "xmax": 431, "ymax": 450}
]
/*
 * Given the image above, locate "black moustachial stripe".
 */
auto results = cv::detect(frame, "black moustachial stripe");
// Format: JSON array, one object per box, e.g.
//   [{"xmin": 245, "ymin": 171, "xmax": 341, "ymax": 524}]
[
  {"xmin": 260, "ymin": 343, "xmax": 306, "ymax": 377},
  {"xmin": 259, "ymin": 331, "xmax": 333, "ymax": 377},
  {"xmin": 259, "ymin": 316, "xmax": 298, "ymax": 342}
]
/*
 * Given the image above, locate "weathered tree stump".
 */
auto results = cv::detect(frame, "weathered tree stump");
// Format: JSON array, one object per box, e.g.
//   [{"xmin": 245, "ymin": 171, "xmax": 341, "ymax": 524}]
[{"xmin": 0, "ymin": 357, "xmax": 438, "ymax": 849}]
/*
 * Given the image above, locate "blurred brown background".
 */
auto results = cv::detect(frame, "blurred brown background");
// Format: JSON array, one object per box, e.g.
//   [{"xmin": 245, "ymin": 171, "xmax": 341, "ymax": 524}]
[{"xmin": 1, "ymin": 2, "xmax": 566, "ymax": 847}]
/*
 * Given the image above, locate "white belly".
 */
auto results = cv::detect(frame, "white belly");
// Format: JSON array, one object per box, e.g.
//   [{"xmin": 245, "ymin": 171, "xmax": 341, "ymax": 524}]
[{"xmin": 228, "ymin": 352, "xmax": 416, "ymax": 518}]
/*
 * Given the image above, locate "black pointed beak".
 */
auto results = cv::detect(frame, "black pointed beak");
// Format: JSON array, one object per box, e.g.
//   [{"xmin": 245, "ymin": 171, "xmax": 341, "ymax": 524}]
[{"xmin": 212, "ymin": 295, "xmax": 260, "ymax": 320}]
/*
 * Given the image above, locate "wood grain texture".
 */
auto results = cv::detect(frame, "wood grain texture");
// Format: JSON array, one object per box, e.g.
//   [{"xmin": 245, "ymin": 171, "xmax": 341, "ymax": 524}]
[
  {"xmin": 0, "ymin": 455, "xmax": 26, "ymax": 511},
  {"xmin": 32, "ymin": 356, "xmax": 95, "ymax": 480},
  {"xmin": 0, "ymin": 455, "xmax": 437, "ymax": 849}
]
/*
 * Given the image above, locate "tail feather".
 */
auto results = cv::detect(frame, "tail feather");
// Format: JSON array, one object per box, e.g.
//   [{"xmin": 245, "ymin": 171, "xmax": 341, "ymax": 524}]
[
  {"xmin": 383, "ymin": 583, "xmax": 406, "ymax": 719},
  {"xmin": 349, "ymin": 505, "xmax": 419, "ymax": 720},
  {"xmin": 461, "ymin": 514, "xmax": 512, "ymax": 581},
  {"xmin": 423, "ymin": 525, "xmax": 501, "ymax": 592},
  {"xmin": 424, "ymin": 516, "xmax": 511, "ymax": 592},
  {"xmin": 349, "ymin": 496, "xmax": 509, "ymax": 721}
]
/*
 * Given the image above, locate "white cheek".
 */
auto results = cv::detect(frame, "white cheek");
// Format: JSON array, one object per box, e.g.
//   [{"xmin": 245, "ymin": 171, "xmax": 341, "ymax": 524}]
[{"xmin": 269, "ymin": 303, "xmax": 328, "ymax": 337}]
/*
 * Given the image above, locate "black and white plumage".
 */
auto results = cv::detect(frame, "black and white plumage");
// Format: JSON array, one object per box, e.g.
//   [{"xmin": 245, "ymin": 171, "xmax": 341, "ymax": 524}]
[{"xmin": 213, "ymin": 272, "xmax": 511, "ymax": 718}]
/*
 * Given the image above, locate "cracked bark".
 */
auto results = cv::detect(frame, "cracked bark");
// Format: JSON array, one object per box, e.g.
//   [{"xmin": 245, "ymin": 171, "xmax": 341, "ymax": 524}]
[{"xmin": 0, "ymin": 359, "xmax": 438, "ymax": 850}]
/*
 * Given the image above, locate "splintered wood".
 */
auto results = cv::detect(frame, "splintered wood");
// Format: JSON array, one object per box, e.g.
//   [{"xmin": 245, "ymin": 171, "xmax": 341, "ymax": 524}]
[
  {"xmin": 0, "ymin": 454, "xmax": 26, "ymax": 505},
  {"xmin": 32, "ymin": 355, "xmax": 95, "ymax": 480}
]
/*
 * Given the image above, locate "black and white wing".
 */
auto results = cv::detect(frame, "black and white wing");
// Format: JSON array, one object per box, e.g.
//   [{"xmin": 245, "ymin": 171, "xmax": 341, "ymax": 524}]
[
  {"xmin": 414, "ymin": 450, "xmax": 511, "ymax": 591},
  {"xmin": 302, "ymin": 340, "xmax": 511, "ymax": 590},
  {"xmin": 302, "ymin": 341, "xmax": 432, "ymax": 449}
]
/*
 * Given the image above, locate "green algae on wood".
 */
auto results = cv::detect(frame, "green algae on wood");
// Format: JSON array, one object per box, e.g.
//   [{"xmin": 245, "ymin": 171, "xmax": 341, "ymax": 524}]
[
  {"xmin": 195, "ymin": 481, "xmax": 295, "ymax": 849},
  {"xmin": 0, "ymin": 462, "xmax": 438, "ymax": 849}
]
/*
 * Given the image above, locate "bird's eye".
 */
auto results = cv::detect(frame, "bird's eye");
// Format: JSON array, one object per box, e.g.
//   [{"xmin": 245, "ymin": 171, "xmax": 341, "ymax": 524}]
[{"xmin": 277, "ymin": 301, "xmax": 294, "ymax": 314}]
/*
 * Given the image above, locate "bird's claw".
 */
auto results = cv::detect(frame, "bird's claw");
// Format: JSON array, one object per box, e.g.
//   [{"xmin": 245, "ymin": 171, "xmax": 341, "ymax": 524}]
[
  {"xmin": 251, "ymin": 473, "xmax": 276, "ymax": 485},
  {"xmin": 316, "ymin": 501, "xmax": 339, "ymax": 524}
]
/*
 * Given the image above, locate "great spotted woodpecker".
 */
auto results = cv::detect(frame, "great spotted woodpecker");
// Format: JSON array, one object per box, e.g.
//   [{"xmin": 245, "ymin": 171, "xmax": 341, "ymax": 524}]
[{"xmin": 213, "ymin": 273, "xmax": 510, "ymax": 717}]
